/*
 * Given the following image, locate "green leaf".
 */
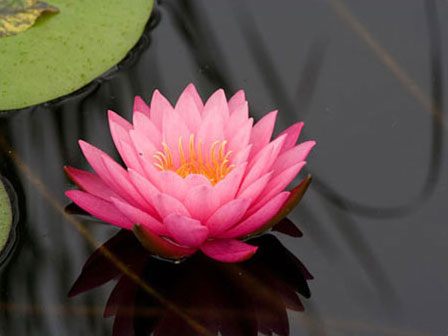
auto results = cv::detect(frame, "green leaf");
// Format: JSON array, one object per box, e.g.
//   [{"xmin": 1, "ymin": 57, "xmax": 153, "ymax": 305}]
[
  {"xmin": 0, "ymin": 0, "xmax": 154, "ymax": 110},
  {"xmin": 0, "ymin": 177, "xmax": 13, "ymax": 254},
  {"xmin": 0, "ymin": 0, "xmax": 59, "ymax": 37}
]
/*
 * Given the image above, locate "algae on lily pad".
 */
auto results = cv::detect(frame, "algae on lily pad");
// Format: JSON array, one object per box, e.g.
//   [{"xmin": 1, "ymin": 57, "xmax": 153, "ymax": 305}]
[
  {"xmin": 0, "ymin": 0, "xmax": 154, "ymax": 110},
  {"xmin": 0, "ymin": 177, "xmax": 12, "ymax": 254}
]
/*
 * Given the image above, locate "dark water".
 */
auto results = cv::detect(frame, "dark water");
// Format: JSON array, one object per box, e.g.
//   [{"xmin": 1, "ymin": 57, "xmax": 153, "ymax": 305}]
[{"xmin": 1, "ymin": 0, "xmax": 447, "ymax": 335}]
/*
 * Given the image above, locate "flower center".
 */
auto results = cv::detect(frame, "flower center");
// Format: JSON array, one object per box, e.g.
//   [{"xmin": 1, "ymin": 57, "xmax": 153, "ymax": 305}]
[{"xmin": 153, "ymin": 135, "xmax": 234, "ymax": 185}]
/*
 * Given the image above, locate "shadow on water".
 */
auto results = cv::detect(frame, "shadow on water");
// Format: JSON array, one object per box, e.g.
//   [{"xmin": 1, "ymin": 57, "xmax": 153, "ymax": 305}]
[{"xmin": 68, "ymin": 224, "xmax": 312, "ymax": 336}]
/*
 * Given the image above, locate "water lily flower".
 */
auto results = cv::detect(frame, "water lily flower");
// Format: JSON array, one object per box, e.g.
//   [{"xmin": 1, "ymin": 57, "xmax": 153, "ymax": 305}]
[{"xmin": 65, "ymin": 84, "xmax": 315, "ymax": 262}]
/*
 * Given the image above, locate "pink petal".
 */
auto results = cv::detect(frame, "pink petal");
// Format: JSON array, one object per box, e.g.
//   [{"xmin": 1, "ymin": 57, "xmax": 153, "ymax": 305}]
[
  {"xmin": 228, "ymin": 90, "xmax": 246, "ymax": 114},
  {"xmin": 132, "ymin": 112, "xmax": 162, "ymax": 148},
  {"xmin": 111, "ymin": 198, "xmax": 167, "ymax": 235},
  {"xmin": 101, "ymin": 154, "xmax": 149, "ymax": 210},
  {"xmin": 184, "ymin": 174, "xmax": 212, "ymax": 188},
  {"xmin": 184, "ymin": 185, "xmax": 219, "ymax": 222},
  {"xmin": 273, "ymin": 141, "xmax": 315, "ymax": 173},
  {"xmin": 133, "ymin": 224, "xmax": 196, "ymax": 259},
  {"xmin": 237, "ymin": 172, "xmax": 272, "ymax": 204},
  {"xmin": 249, "ymin": 110, "xmax": 278, "ymax": 160},
  {"xmin": 165, "ymin": 214, "xmax": 209, "ymax": 247},
  {"xmin": 151, "ymin": 193, "xmax": 190, "ymax": 219},
  {"xmin": 127, "ymin": 169, "xmax": 159, "ymax": 216},
  {"xmin": 200, "ymin": 239, "xmax": 258, "ymax": 263},
  {"xmin": 250, "ymin": 162, "xmax": 306, "ymax": 214},
  {"xmin": 196, "ymin": 105, "xmax": 225, "ymax": 152},
  {"xmin": 65, "ymin": 190, "xmax": 132, "ymax": 229},
  {"xmin": 226, "ymin": 118, "xmax": 253, "ymax": 157},
  {"xmin": 225, "ymin": 102, "xmax": 249, "ymax": 139},
  {"xmin": 162, "ymin": 108, "xmax": 190, "ymax": 167},
  {"xmin": 276, "ymin": 122, "xmax": 304, "ymax": 152},
  {"xmin": 206, "ymin": 199, "xmax": 250, "ymax": 235},
  {"xmin": 78, "ymin": 140, "xmax": 117, "ymax": 188},
  {"xmin": 129, "ymin": 130, "xmax": 162, "ymax": 186},
  {"xmin": 231, "ymin": 144, "xmax": 252, "ymax": 166},
  {"xmin": 64, "ymin": 166, "xmax": 121, "ymax": 201},
  {"xmin": 202, "ymin": 89, "xmax": 229, "ymax": 120},
  {"xmin": 175, "ymin": 84, "xmax": 203, "ymax": 132},
  {"xmin": 150, "ymin": 89, "xmax": 173, "ymax": 129},
  {"xmin": 240, "ymin": 134, "xmax": 286, "ymax": 191},
  {"xmin": 158, "ymin": 170, "xmax": 188, "ymax": 201},
  {"xmin": 213, "ymin": 163, "xmax": 247, "ymax": 205},
  {"xmin": 217, "ymin": 192, "xmax": 290, "ymax": 239},
  {"xmin": 108, "ymin": 111, "xmax": 145, "ymax": 175},
  {"xmin": 108, "ymin": 109, "xmax": 132, "ymax": 132},
  {"xmin": 133, "ymin": 96, "xmax": 150, "ymax": 116}
]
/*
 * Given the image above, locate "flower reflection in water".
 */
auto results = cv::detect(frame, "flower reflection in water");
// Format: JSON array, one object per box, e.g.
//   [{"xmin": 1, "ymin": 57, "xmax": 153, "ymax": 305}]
[{"xmin": 69, "ymin": 219, "xmax": 312, "ymax": 336}]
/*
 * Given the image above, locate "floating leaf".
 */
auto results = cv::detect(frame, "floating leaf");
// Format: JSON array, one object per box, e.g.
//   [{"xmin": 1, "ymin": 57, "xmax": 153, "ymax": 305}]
[
  {"xmin": 0, "ymin": 177, "xmax": 13, "ymax": 255},
  {"xmin": 0, "ymin": 0, "xmax": 59, "ymax": 37},
  {"xmin": 0, "ymin": 0, "xmax": 154, "ymax": 110}
]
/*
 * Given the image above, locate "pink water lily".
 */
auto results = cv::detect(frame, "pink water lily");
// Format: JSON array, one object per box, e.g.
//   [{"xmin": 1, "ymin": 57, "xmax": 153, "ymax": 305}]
[{"xmin": 65, "ymin": 84, "xmax": 315, "ymax": 263}]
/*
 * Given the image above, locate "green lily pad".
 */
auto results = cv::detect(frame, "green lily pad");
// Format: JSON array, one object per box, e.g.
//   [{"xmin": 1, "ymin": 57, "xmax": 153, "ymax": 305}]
[
  {"xmin": 0, "ymin": 0, "xmax": 59, "ymax": 37},
  {"xmin": 0, "ymin": 177, "xmax": 12, "ymax": 254},
  {"xmin": 0, "ymin": 0, "xmax": 154, "ymax": 110}
]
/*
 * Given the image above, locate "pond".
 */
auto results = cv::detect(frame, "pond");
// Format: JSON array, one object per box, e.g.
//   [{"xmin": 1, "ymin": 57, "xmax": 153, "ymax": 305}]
[{"xmin": 0, "ymin": 0, "xmax": 447, "ymax": 335}]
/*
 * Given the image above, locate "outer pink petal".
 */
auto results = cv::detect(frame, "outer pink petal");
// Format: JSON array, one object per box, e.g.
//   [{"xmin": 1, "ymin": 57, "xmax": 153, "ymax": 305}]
[
  {"xmin": 158, "ymin": 170, "xmax": 188, "ymax": 201},
  {"xmin": 129, "ymin": 130, "xmax": 162, "ymax": 187},
  {"xmin": 165, "ymin": 214, "xmax": 209, "ymax": 247},
  {"xmin": 101, "ymin": 155, "xmax": 149, "ymax": 210},
  {"xmin": 228, "ymin": 90, "xmax": 246, "ymax": 114},
  {"xmin": 111, "ymin": 198, "xmax": 167, "ymax": 235},
  {"xmin": 213, "ymin": 163, "xmax": 247, "ymax": 205},
  {"xmin": 132, "ymin": 112, "xmax": 162, "ymax": 148},
  {"xmin": 65, "ymin": 190, "xmax": 132, "ymax": 229},
  {"xmin": 200, "ymin": 239, "xmax": 258, "ymax": 263},
  {"xmin": 217, "ymin": 192, "xmax": 290, "ymax": 239},
  {"xmin": 237, "ymin": 172, "xmax": 272, "ymax": 204},
  {"xmin": 276, "ymin": 122, "xmax": 304, "ymax": 152},
  {"xmin": 133, "ymin": 96, "xmax": 150, "ymax": 116},
  {"xmin": 205, "ymin": 199, "xmax": 250, "ymax": 236},
  {"xmin": 108, "ymin": 109, "xmax": 133, "ymax": 132},
  {"xmin": 127, "ymin": 169, "xmax": 159, "ymax": 217},
  {"xmin": 78, "ymin": 140, "xmax": 118, "ymax": 188},
  {"xmin": 64, "ymin": 166, "xmax": 121, "ymax": 201},
  {"xmin": 273, "ymin": 141, "xmax": 315, "ymax": 173},
  {"xmin": 150, "ymin": 90, "xmax": 173, "ymax": 130},
  {"xmin": 240, "ymin": 134, "xmax": 286, "ymax": 191},
  {"xmin": 184, "ymin": 185, "xmax": 220, "ymax": 222},
  {"xmin": 175, "ymin": 84, "xmax": 203, "ymax": 132},
  {"xmin": 108, "ymin": 111, "xmax": 145, "ymax": 175},
  {"xmin": 250, "ymin": 162, "xmax": 306, "ymax": 215},
  {"xmin": 249, "ymin": 110, "xmax": 278, "ymax": 160},
  {"xmin": 151, "ymin": 193, "xmax": 190, "ymax": 219}
]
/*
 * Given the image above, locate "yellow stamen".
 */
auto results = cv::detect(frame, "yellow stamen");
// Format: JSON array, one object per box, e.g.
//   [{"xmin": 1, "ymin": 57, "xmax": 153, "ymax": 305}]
[{"xmin": 153, "ymin": 135, "xmax": 234, "ymax": 185}]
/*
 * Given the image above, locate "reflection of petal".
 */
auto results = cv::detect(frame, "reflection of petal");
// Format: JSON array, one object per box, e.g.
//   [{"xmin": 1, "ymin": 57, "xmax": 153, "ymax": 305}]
[{"xmin": 69, "ymin": 226, "xmax": 313, "ymax": 336}]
